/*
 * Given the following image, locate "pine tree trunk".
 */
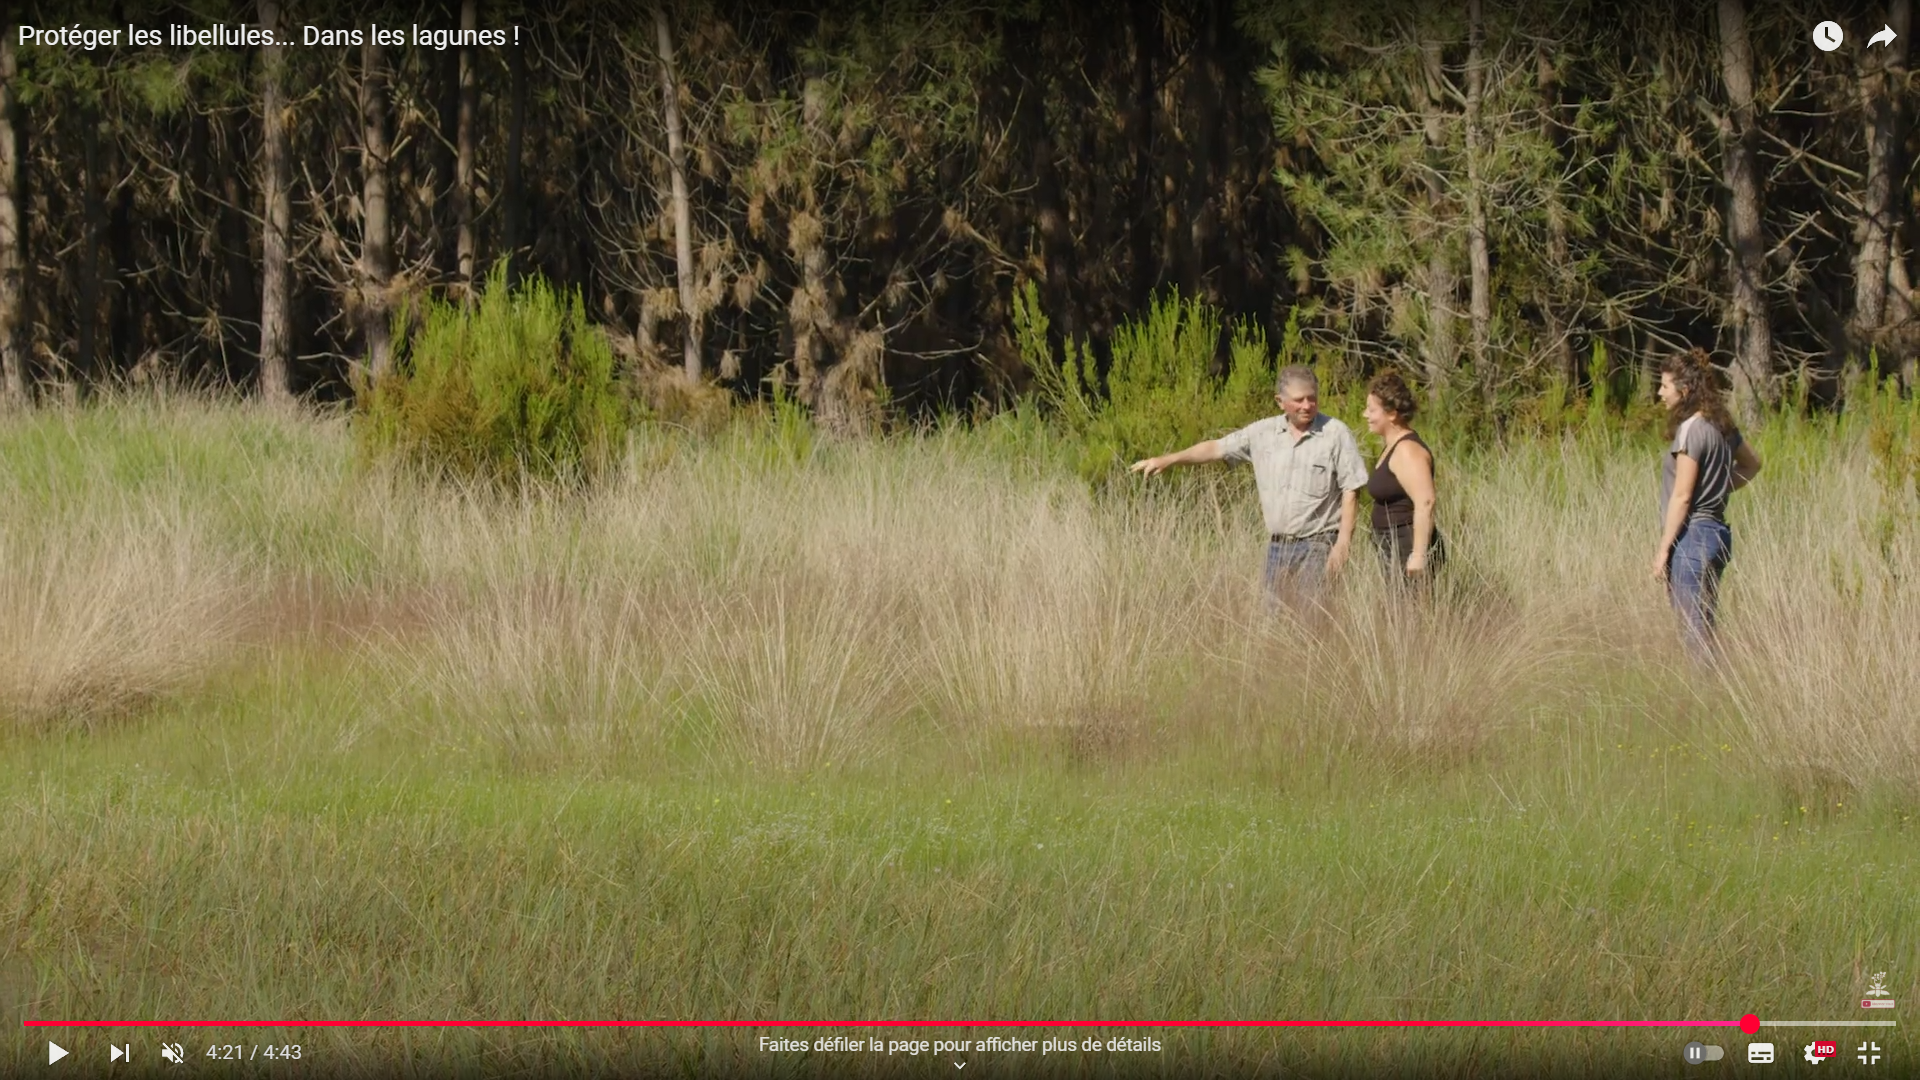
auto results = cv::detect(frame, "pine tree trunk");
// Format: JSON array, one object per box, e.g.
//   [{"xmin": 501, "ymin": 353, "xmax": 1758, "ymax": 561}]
[
  {"xmin": 1127, "ymin": 0, "xmax": 1159, "ymax": 310},
  {"xmin": 1418, "ymin": 35, "xmax": 1457, "ymax": 397},
  {"xmin": 1716, "ymin": 0, "xmax": 1774, "ymax": 419},
  {"xmin": 108, "ymin": 150, "xmax": 139, "ymax": 374},
  {"xmin": 1850, "ymin": 0, "xmax": 1910, "ymax": 362},
  {"xmin": 502, "ymin": 37, "xmax": 527, "ymax": 280},
  {"xmin": 434, "ymin": 49, "xmax": 459, "ymax": 276},
  {"xmin": 220, "ymin": 112, "xmax": 255, "ymax": 387},
  {"xmin": 455, "ymin": 0, "xmax": 479, "ymax": 299},
  {"xmin": 1010, "ymin": 26, "xmax": 1079, "ymax": 344},
  {"xmin": 1895, "ymin": 234, "xmax": 1919, "ymax": 390},
  {"xmin": 1536, "ymin": 42, "xmax": 1577, "ymax": 388},
  {"xmin": 360, "ymin": 38, "xmax": 393, "ymax": 380},
  {"xmin": 654, "ymin": 8, "xmax": 701, "ymax": 383},
  {"xmin": 1215, "ymin": 7, "xmax": 1257, "ymax": 320},
  {"xmin": 789, "ymin": 214, "xmax": 831, "ymax": 420},
  {"xmin": 78, "ymin": 114, "xmax": 103, "ymax": 384},
  {"xmin": 0, "ymin": 35, "xmax": 26, "ymax": 403},
  {"xmin": 1464, "ymin": 0, "xmax": 1491, "ymax": 385},
  {"xmin": 258, "ymin": 0, "xmax": 292, "ymax": 403},
  {"xmin": 1891, "ymin": 218, "xmax": 1917, "ymax": 352},
  {"xmin": 1179, "ymin": 0, "xmax": 1228, "ymax": 305}
]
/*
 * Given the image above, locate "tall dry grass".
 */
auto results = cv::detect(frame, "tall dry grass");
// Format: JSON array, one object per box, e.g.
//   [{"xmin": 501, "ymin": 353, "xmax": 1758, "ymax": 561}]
[
  {"xmin": 0, "ymin": 395, "xmax": 286, "ymax": 727},
  {"xmin": 0, "ymin": 510, "xmax": 257, "ymax": 727},
  {"xmin": 3, "ymin": 397, "xmax": 1915, "ymax": 793},
  {"xmin": 1714, "ymin": 433, "xmax": 1920, "ymax": 792},
  {"xmin": 352, "ymin": 426, "xmax": 1660, "ymax": 772}
]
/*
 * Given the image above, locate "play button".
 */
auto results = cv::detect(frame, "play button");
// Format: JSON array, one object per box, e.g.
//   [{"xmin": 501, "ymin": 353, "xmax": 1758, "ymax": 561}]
[{"xmin": 48, "ymin": 1042, "xmax": 69, "ymax": 1064}]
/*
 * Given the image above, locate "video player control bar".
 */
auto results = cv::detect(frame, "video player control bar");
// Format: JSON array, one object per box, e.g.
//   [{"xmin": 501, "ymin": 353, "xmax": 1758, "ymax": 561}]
[{"xmin": 1759, "ymin": 1020, "xmax": 1898, "ymax": 1027}]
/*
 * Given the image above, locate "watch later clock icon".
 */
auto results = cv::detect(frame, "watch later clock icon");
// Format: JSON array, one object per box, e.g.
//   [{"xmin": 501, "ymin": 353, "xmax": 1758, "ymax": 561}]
[{"xmin": 1814, "ymin": 21, "xmax": 1845, "ymax": 51}]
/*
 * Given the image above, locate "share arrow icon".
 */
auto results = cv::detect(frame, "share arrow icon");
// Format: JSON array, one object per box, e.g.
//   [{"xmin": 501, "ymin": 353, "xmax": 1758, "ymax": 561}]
[
  {"xmin": 1870, "ymin": 24, "xmax": 1898, "ymax": 47},
  {"xmin": 48, "ymin": 1042, "xmax": 69, "ymax": 1065}
]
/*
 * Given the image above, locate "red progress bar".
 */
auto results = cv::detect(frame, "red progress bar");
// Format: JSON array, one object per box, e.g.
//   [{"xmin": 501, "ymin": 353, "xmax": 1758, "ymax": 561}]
[{"xmin": 24, "ymin": 1019, "xmax": 1750, "ymax": 1029}]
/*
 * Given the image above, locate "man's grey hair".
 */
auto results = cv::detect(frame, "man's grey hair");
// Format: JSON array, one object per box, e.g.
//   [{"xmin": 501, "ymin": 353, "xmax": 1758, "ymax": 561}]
[{"xmin": 1276, "ymin": 365, "xmax": 1319, "ymax": 396}]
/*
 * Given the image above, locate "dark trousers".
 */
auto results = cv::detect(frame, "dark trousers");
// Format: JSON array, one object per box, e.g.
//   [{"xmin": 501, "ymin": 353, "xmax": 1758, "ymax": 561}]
[{"xmin": 1372, "ymin": 522, "xmax": 1445, "ymax": 580}]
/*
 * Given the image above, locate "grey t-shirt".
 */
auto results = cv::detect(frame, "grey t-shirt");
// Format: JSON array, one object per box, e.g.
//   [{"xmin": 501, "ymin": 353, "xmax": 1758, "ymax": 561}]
[
  {"xmin": 1659, "ymin": 413, "xmax": 1743, "ymax": 524},
  {"xmin": 1218, "ymin": 413, "xmax": 1369, "ymax": 538}
]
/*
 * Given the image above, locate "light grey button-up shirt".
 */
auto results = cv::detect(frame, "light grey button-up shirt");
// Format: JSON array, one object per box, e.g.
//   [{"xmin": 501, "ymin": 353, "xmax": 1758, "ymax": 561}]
[{"xmin": 1218, "ymin": 413, "xmax": 1369, "ymax": 539}]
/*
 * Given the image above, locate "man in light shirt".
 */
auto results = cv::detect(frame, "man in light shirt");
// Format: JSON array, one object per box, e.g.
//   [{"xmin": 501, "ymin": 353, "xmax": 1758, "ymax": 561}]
[{"xmin": 1130, "ymin": 365, "xmax": 1369, "ymax": 603}]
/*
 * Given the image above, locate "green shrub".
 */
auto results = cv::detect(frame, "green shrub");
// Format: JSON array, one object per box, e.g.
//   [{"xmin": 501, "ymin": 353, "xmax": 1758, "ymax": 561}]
[
  {"xmin": 1014, "ymin": 282, "xmax": 1275, "ymax": 481},
  {"xmin": 1860, "ymin": 366, "xmax": 1920, "ymax": 574},
  {"xmin": 356, "ymin": 265, "xmax": 625, "ymax": 487}
]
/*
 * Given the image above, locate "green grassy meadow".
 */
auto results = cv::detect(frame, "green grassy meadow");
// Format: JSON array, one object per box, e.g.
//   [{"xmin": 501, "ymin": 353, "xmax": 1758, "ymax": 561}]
[{"xmin": 2, "ymin": 396, "xmax": 1916, "ymax": 1077}]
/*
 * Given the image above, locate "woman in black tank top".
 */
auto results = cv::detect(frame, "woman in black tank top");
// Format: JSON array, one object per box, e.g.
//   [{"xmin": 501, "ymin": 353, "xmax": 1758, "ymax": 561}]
[{"xmin": 1361, "ymin": 372, "xmax": 1443, "ymax": 580}]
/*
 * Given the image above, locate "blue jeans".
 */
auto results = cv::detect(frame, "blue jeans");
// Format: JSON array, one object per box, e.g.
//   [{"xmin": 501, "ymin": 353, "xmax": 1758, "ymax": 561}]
[
  {"xmin": 1264, "ymin": 534, "xmax": 1334, "ymax": 607},
  {"xmin": 1667, "ymin": 519, "xmax": 1732, "ymax": 661}
]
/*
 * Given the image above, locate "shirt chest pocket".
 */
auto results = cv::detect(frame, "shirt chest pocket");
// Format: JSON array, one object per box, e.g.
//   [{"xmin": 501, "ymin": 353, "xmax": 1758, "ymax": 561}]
[{"xmin": 1304, "ymin": 459, "xmax": 1333, "ymax": 499}]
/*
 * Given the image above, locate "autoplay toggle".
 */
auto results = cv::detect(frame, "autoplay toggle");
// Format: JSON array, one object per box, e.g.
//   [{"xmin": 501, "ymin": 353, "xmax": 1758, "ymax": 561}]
[{"xmin": 1683, "ymin": 1042, "xmax": 1725, "ymax": 1063}]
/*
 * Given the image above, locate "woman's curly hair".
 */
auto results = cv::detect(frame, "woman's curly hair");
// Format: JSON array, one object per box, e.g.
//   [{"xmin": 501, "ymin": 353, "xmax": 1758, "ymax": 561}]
[
  {"xmin": 1660, "ymin": 348, "xmax": 1736, "ymax": 439},
  {"xmin": 1367, "ymin": 370, "xmax": 1418, "ymax": 423}
]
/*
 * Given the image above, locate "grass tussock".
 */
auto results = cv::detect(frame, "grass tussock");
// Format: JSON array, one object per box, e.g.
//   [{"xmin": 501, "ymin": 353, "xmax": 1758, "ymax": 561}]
[
  {"xmin": 1721, "ymin": 588, "xmax": 1920, "ymax": 793},
  {"xmin": 912, "ymin": 493, "xmax": 1201, "ymax": 735},
  {"xmin": 681, "ymin": 582, "xmax": 907, "ymax": 770},
  {"xmin": 0, "ymin": 512, "xmax": 257, "ymax": 728},
  {"xmin": 1292, "ymin": 583, "xmax": 1571, "ymax": 760},
  {"xmin": 1, "ymin": 395, "xmax": 1917, "ymax": 794},
  {"xmin": 1716, "ymin": 435, "xmax": 1920, "ymax": 792},
  {"xmin": 374, "ymin": 575, "xmax": 663, "ymax": 763}
]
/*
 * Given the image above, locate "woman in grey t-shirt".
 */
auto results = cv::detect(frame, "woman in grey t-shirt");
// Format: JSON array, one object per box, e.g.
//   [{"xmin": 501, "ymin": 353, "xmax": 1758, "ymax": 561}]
[{"xmin": 1650, "ymin": 348, "xmax": 1763, "ymax": 659}]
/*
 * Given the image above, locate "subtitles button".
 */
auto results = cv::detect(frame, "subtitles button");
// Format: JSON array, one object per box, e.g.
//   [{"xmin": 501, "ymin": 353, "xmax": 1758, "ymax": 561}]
[{"xmin": 1748, "ymin": 1042, "xmax": 1775, "ymax": 1063}]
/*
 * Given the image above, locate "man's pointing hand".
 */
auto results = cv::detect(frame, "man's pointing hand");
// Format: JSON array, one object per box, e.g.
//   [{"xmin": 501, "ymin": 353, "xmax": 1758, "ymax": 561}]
[{"xmin": 1130, "ymin": 456, "xmax": 1168, "ymax": 477}]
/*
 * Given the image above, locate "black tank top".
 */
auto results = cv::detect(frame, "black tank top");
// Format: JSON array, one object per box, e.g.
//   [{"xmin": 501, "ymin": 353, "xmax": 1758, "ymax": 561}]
[{"xmin": 1368, "ymin": 433, "xmax": 1432, "ymax": 531}]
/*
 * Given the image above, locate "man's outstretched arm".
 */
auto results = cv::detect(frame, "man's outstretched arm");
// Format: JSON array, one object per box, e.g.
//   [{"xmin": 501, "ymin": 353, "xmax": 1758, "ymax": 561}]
[{"xmin": 1130, "ymin": 439, "xmax": 1225, "ymax": 476}]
